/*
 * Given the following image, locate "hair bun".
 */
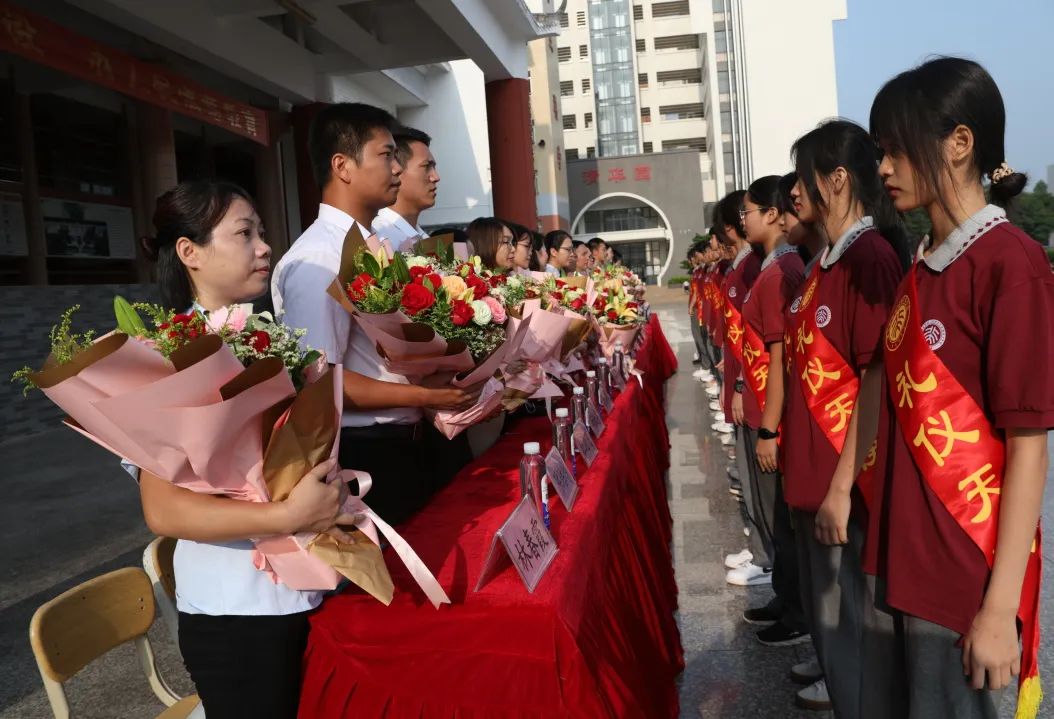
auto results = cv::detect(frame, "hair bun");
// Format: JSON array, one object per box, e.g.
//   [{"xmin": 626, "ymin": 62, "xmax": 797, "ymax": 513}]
[{"xmin": 990, "ymin": 170, "xmax": 1027, "ymax": 207}]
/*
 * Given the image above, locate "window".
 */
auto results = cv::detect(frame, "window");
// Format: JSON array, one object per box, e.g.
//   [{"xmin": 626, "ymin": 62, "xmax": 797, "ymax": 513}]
[
  {"xmin": 585, "ymin": 112, "xmax": 594, "ymax": 128},
  {"xmin": 560, "ymin": 80, "xmax": 574, "ymax": 97},
  {"xmin": 582, "ymin": 78, "xmax": 591, "ymax": 93},
  {"xmin": 654, "ymin": 34, "xmax": 699, "ymax": 51},
  {"xmin": 652, "ymin": 0, "xmax": 690, "ymax": 18},
  {"xmin": 557, "ymin": 46, "xmax": 571, "ymax": 62},
  {"xmin": 656, "ymin": 68, "xmax": 702, "ymax": 85},
  {"xmin": 641, "ymin": 107, "xmax": 651, "ymax": 123},
  {"xmin": 579, "ymin": 44, "xmax": 589, "ymax": 58},
  {"xmin": 563, "ymin": 114, "xmax": 577, "ymax": 130},
  {"xmin": 635, "ymin": 38, "xmax": 646, "ymax": 52},
  {"xmin": 659, "ymin": 103, "xmax": 705, "ymax": 120},
  {"xmin": 586, "ymin": 146, "xmax": 596, "ymax": 158},
  {"xmin": 638, "ymin": 72, "xmax": 648, "ymax": 87},
  {"xmin": 662, "ymin": 137, "xmax": 707, "ymax": 151},
  {"xmin": 577, "ymin": 11, "xmax": 586, "ymax": 26},
  {"xmin": 566, "ymin": 148, "xmax": 580, "ymax": 161},
  {"xmin": 633, "ymin": 5, "xmax": 643, "ymax": 20},
  {"xmin": 559, "ymin": 12, "xmax": 568, "ymax": 28},
  {"xmin": 643, "ymin": 141, "xmax": 653, "ymax": 153}
]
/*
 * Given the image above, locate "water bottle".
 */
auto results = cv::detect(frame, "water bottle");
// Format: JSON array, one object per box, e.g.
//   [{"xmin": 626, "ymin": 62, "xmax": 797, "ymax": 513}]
[
  {"xmin": 571, "ymin": 386, "xmax": 587, "ymax": 428},
  {"xmin": 597, "ymin": 356, "xmax": 611, "ymax": 391},
  {"xmin": 613, "ymin": 340, "xmax": 626, "ymax": 382},
  {"xmin": 585, "ymin": 370, "xmax": 600, "ymax": 410},
  {"xmin": 552, "ymin": 407, "xmax": 575, "ymax": 475},
  {"xmin": 520, "ymin": 441, "xmax": 547, "ymax": 527}
]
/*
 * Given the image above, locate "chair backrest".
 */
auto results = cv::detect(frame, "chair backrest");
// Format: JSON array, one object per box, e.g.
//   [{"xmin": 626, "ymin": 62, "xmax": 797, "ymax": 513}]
[
  {"xmin": 29, "ymin": 567, "xmax": 182, "ymax": 718},
  {"xmin": 144, "ymin": 537, "xmax": 180, "ymax": 650}
]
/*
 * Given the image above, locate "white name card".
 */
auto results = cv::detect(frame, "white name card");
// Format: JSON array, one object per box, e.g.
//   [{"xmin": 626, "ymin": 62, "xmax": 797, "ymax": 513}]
[
  {"xmin": 474, "ymin": 496, "xmax": 558, "ymax": 593},
  {"xmin": 544, "ymin": 446, "xmax": 579, "ymax": 511},
  {"xmin": 587, "ymin": 403, "xmax": 606, "ymax": 437},
  {"xmin": 572, "ymin": 420, "xmax": 599, "ymax": 466}
]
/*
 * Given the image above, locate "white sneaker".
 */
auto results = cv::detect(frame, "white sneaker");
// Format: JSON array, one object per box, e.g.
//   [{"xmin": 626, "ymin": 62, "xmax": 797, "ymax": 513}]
[
  {"xmin": 725, "ymin": 562, "xmax": 772, "ymax": 586},
  {"xmin": 795, "ymin": 678, "xmax": 832, "ymax": 711},
  {"xmin": 743, "ymin": 526, "xmax": 751, "ymax": 537},
  {"xmin": 713, "ymin": 411, "xmax": 726, "ymax": 422},
  {"xmin": 720, "ymin": 432, "xmax": 735, "ymax": 446},
  {"xmin": 709, "ymin": 400, "xmax": 721, "ymax": 411},
  {"xmin": 713, "ymin": 422, "xmax": 735, "ymax": 434},
  {"xmin": 692, "ymin": 368, "xmax": 709, "ymax": 380},
  {"xmin": 790, "ymin": 657, "xmax": 824, "ymax": 684},
  {"xmin": 705, "ymin": 385, "xmax": 721, "ymax": 398},
  {"xmin": 724, "ymin": 548, "xmax": 753, "ymax": 569},
  {"xmin": 692, "ymin": 352, "xmax": 700, "ymax": 361}
]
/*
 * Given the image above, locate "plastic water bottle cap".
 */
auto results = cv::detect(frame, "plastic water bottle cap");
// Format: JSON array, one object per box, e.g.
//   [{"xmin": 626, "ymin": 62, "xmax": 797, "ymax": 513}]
[
  {"xmin": 598, "ymin": 357, "xmax": 608, "ymax": 365},
  {"xmin": 615, "ymin": 341, "xmax": 624, "ymax": 349},
  {"xmin": 573, "ymin": 386, "xmax": 585, "ymax": 395},
  {"xmin": 586, "ymin": 370, "xmax": 597, "ymax": 377},
  {"xmin": 524, "ymin": 442, "xmax": 541, "ymax": 455},
  {"xmin": 555, "ymin": 408, "xmax": 569, "ymax": 418}
]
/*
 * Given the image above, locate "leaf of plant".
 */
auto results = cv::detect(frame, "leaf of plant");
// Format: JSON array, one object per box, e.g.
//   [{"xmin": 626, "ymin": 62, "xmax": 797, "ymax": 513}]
[
  {"xmin": 361, "ymin": 251, "xmax": 381, "ymax": 279},
  {"xmin": 113, "ymin": 295, "xmax": 147, "ymax": 336},
  {"xmin": 391, "ymin": 251, "xmax": 411, "ymax": 285}
]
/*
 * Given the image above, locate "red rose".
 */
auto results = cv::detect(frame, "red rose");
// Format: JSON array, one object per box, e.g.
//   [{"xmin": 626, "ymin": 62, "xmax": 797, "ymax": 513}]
[
  {"xmin": 571, "ymin": 297, "xmax": 585, "ymax": 310},
  {"xmin": 627, "ymin": 301, "xmax": 639, "ymax": 309},
  {"xmin": 400, "ymin": 283, "xmax": 436, "ymax": 314},
  {"xmin": 409, "ymin": 265, "xmax": 430, "ymax": 282},
  {"xmin": 593, "ymin": 297, "xmax": 606, "ymax": 311},
  {"xmin": 488, "ymin": 274, "xmax": 505, "ymax": 288},
  {"xmin": 550, "ymin": 291, "xmax": 564, "ymax": 302},
  {"xmin": 526, "ymin": 288, "xmax": 538, "ymax": 299},
  {"xmin": 248, "ymin": 330, "xmax": 272, "ymax": 352},
  {"xmin": 424, "ymin": 273, "xmax": 443, "ymax": 291},
  {"xmin": 171, "ymin": 313, "xmax": 193, "ymax": 325},
  {"xmin": 347, "ymin": 272, "xmax": 374, "ymax": 301},
  {"xmin": 450, "ymin": 299, "xmax": 475, "ymax": 326},
  {"xmin": 466, "ymin": 273, "xmax": 488, "ymax": 300},
  {"xmin": 606, "ymin": 310, "xmax": 618, "ymax": 322},
  {"xmin": 555, "ymin": 279, "xmax": 567, "ymax": 288}
]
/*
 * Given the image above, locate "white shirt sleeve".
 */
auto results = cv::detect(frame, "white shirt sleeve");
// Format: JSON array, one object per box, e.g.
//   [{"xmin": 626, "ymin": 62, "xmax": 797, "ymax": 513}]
[{"xmin": 276, "ymin": 256, "xmax": 350, "ymax": 365}]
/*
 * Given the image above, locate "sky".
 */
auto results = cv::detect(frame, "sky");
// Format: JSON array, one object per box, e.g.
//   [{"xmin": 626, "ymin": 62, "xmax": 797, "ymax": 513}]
[{"xmin": 833, "ymin": 0, "xmax": 1054, "ymax": 187}]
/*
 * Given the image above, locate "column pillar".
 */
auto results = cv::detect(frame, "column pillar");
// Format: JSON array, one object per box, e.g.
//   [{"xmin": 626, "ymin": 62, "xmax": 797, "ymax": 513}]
[
  {"xmin": 291, "ymin": 102, "xmax": 327, "ymax": 233},
  {"xmin": 485, "ymin": 78, "xmax": 538, "ymax": 229},
  {"xmin": 135, "ymin": 101, "xmax": 178, "ymax": 282},
  {"xmin": 254, "ymin": 137, "xmax": 289, "ymax": 262},
  {"xmin": 14, "ymin": 93, "xmax": 46, "ymax": 285}
]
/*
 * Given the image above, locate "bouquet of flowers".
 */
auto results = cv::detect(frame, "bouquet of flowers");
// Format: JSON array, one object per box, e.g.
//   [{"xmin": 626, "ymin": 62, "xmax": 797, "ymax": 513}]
[
  {"xmin": 589, "ymin": 283, "xmax": 646, "ymax": 358},
  {"xmin": 13, "ymin": 300, "xmax": 449, "ymax": 607}
]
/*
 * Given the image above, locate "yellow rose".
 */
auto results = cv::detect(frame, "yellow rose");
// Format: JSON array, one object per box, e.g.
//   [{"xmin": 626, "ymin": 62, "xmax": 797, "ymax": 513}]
[{"xmin": 441, "ymin": 275, "xmax": 468, "ymax": 300}]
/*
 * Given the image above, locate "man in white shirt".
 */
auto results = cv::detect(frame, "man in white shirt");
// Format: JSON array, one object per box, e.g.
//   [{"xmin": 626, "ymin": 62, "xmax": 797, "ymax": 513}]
[
  {"xmin": 372, "ymin": 126, "xmax": 437, "ymax": 251},
  {"xmin": 272, "ymin": 102, "xmax": 477, "ymax": 525}
]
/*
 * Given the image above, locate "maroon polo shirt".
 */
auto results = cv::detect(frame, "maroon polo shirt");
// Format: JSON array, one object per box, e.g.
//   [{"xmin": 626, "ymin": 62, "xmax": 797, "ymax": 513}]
[
  {"xmin": 742, "ymin": 248, "xmax": 805, "ymax": 430},
  {"xmin": 878, "ymin": 220, "xmax": 1054, "ymax": 636},
  {"xmin": 722, "ymin": 250, "xmax": 762, "ymax": 418},
  {"xmin": 782, "ymin": 230, "xmax": 903, "ymax": 511}
]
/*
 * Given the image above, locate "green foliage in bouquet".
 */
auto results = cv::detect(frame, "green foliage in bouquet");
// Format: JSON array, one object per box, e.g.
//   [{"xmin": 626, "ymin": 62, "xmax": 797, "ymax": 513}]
[{"xmin": 11, "ymin": 305, "xmax": 96, "ymax": 394}]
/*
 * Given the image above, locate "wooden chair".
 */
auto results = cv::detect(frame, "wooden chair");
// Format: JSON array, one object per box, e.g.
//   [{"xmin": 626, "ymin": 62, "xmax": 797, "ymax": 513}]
[
  {"xmin": 29, "ymin": 567, "xmax": 200, "ymax": 719},
  {"xmin": 143, "ymin": 536, "xmax": 179, "ymax": 649}
]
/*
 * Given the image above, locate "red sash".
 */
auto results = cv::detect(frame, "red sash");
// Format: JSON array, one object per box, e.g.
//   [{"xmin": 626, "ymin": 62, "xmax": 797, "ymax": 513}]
[
  {"xmin": 724, "ymin": 294, "xmax": 745, "ymax": 365},
  {"xmin": 884, "ymin": 268, "xmax": 1042, "ymax": 718},
  {"xmin": 742, "ymin": 321, "xmax": 770, "ymax": 411}
]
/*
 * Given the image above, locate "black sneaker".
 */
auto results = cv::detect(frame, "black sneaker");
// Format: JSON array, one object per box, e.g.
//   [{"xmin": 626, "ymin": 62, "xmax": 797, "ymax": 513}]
[
  {"xmin": 742, "ymin": 605, "xmax": 780, "ymax": 625},
  {"xmin": 727, "ymin": 464, "xmax": 740, "ymax": 481},
  {"xmin": 755, "ymin": 623, "xmax": 810, "ymax": 647}
]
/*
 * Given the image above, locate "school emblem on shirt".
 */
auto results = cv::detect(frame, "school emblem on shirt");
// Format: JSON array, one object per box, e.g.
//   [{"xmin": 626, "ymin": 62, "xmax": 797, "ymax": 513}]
[
  {"xmin": 729, "ymin": 286, "xmax": 737, "ymax": 298},
  {"xmin": 790, "ymin": 297, "xmax": 801, "ymax": 314},
  {"xmin": 921, "ymin": 319, "xmax": 947, "ymax": 351},
  {"xmin": 885, "ymin": 295, "xmax": 911, "ymax": 352},
  {"xmin": 814, "ymin": 305, "xmax": 832, "ymax": 329}
]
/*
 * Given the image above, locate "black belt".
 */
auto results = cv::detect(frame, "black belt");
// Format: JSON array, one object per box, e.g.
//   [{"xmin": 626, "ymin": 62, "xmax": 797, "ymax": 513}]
[{"xmin": 340, "ymin": 421, "xmax": 424, "ymax": 442}]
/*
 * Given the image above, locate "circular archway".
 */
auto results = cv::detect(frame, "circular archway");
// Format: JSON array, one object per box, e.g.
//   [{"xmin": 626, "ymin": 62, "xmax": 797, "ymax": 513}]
[{"xmin": 571, "ymin": 192, "xmax": 676, "ymax": 285}]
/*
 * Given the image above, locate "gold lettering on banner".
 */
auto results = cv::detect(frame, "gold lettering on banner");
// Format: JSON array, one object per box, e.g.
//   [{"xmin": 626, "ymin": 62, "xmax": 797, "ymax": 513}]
[
  {"xmin": 802, "ymin": 357, "xmax": 841, "ymax": 396},
  {"xmin": 751, "ymin": 364, "xmax": 768, "ymax": 391},
  {"xmin": 87, "ymin": 51, "xmax": 114, "ymax": 82},
  {"xmin": 796, "ymin": 326, "xmax": 814, "ymax": 354},
  {"xmin": 895, "ymin": 361, "xmax": 936, "ymax": 409},
  {"xmin": 912, "ymin": 410, "xmax": 980, "ymax": 467},
  {"xmin": 957, "ymin": 463, "xmax": 1000, "ymax": 524},
  {"xmin": 824, "ymin": 393, "xmax": 854, "ymax": 433},
  {"xmin": 1, "ymin": 10, "xmax": 42, "ymax": 54}
]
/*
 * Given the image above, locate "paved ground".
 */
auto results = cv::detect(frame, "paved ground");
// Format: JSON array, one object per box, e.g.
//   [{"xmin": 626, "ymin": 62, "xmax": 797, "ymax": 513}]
[{"xmin": 0, "ymin": 286, "xmax": 1051, "ymax": 718}]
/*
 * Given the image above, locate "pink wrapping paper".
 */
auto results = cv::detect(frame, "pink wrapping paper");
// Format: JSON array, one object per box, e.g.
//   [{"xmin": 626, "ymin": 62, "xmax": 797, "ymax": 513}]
[
  {"xmin": 599, "ymin": 324, "xmax": 643, "ymax": 359},
  {"xmin": 506, "ymin": 302, "xmax": 572, "ymax": 365},
  {"xmin": 428, "ymin": 377, "xmax": 504, "ymax": 440}
]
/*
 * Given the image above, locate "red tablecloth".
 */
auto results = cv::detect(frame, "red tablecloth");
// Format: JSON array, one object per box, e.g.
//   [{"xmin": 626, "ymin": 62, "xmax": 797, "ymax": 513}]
[{"xmin": 299, "ymin": 315, "xmax": 681, "ymax": 718}]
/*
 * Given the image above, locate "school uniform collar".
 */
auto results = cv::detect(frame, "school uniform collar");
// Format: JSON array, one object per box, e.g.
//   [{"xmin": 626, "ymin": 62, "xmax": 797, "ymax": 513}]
[
  {"xmin": 317, "ymin": 203, "xmax": 373, "ymax": 240},
  {"xmin": 917, "ymin": 204, "xmax": 1006, "ymax": 272},
  {"xmin": 820, "ymin": 216, "xmax": 874, "ymax": 269},
  {"xmin": 760, "ymin": 243, "xmax": 797, "ymax": 272},
  {"xmin": 731, "ymin": 245, "xmax": 753, "ymax": 270}
]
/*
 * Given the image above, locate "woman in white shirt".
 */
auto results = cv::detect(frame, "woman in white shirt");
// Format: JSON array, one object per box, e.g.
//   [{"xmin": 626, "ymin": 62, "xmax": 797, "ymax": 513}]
[{"xmin": 138, "ymin": 180, "xmax": 353, "ymax": 718}]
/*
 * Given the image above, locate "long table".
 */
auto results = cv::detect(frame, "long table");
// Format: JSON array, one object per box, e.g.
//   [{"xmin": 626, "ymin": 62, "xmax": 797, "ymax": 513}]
[{"xmin": 298, "ymin": 314, "xmax": 682, "ymax": 718}]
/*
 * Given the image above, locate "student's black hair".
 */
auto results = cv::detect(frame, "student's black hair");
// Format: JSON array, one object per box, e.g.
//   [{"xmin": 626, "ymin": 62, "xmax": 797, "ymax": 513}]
[
  {"xmin": 143, "ymin": 180, "xmax": 257, "ymax": 311},
  {"xmin": 611, "ymin": 248, "xmax": 623, "ymax": 264},
  {"xmin": 467, "ymin": 217, "xmax": 508, "ymax": 271},
  {"xmin": 746, "ymin": 175, "xmax": 783, "ymax": 212},
  {"xmin": 530, "ymin": 232, "xmax": 548, "ymax": 271},
  {"xmin": 545, "ymin": 229, "xmax": 572, "ymax": 255},
  {"xmin": 502, "ymin": 220, "xmax": 531, "ymax": 244},
  {"xmin": 869, "ymin": 56, "xmax": 1027, "ymax": 210},
  {"xmin": 717, "ymin": 190, "xmax": 747, "ymax": 239},
  {"xmin": 587, "ymin": 237, "xmax": 608, "ymax": 251},
  {"xmin": 793, "ymin": 119, "xmax": 910, "ymax": 268},
  {"xmin": 427, "ymin": 227, "xmax": 469, "ymax": 244},
  {"xmin": 778, "ymin": 172, "xmax": 798, "ymax": 217},
  {"xmin": 308, "ymin": 102, "xmax": 397, "ymax": 189},
  {"xmin": 392, "ymin": 126, "xmax": 431, "ymax": 168}
]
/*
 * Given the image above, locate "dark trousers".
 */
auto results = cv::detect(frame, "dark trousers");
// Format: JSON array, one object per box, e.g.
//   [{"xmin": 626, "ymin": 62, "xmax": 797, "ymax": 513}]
[
  {"xmin": 743, "ymin": 426, "xmax": 805, "ymax": 631},
  {"xmin": 338, "ymin": 422, "xmax": 469, "ymax": 527},
  {"xmin": 178, "ymin": 611, "xmax": 310, "ymax": 719},
  {"xmin": 689, "ymin": 312, "xmax": 708, "ymax": 363}
]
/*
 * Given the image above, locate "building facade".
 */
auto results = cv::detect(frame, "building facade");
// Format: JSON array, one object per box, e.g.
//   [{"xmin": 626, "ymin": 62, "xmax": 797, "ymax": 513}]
[{"xmin": 554, "ymin": 0, "xmax": 844, "ymax": 284}]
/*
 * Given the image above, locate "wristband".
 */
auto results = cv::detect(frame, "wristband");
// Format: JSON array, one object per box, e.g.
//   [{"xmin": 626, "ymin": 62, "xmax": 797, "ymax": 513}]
[
  {"xmin": 758, "ymin": 427, "xmax": 780, "ymax": 440},
  {"xmin": 734, "ymin": 379, "xmax": 745, "ymax": 393}
]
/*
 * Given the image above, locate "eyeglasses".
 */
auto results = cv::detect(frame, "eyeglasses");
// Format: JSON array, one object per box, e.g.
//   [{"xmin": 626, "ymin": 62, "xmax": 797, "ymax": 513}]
[
  {"xmin": 558, "ymin": 245, "xmax": 573, "ymax": 252},
  {"xmin": 738, "ymin": 207, "xmax": 770, "ymax": 220}
]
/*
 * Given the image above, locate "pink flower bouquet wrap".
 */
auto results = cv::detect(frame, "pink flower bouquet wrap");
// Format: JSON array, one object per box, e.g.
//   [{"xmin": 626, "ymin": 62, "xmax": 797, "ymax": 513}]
[{"xmin": 598, "ymin": 323, "xmax": 643, "ymax": 360}]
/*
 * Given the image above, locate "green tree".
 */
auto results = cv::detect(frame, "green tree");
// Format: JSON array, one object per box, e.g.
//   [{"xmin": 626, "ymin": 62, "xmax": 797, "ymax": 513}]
[{"xmin": 1011, "ymin": 181, "xmax": 1054, "ymax": 246}]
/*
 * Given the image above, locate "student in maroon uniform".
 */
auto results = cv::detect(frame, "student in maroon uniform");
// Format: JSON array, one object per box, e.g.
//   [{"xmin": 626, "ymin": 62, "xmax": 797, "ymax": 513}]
[
  {"xmin": 782, "ymin": 120, "xmax": 908, "ymax": 717},
  {"xmin": 738, "ymin": 175, "xmax": 808, "ymax": 647},
  {"xmin": 870, "ymin": 57, "xmax": 1054, "ymax": 718}
]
